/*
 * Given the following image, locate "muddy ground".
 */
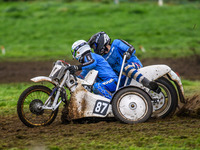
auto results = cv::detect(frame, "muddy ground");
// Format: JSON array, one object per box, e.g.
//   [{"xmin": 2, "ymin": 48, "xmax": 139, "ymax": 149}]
[
  {"xmin": 0, "ymin": 57, "xmax": 200, "ymax": 149},
  {"xmin": 0, "ymin": 113, "xmax": 200, "ymax": 149}
]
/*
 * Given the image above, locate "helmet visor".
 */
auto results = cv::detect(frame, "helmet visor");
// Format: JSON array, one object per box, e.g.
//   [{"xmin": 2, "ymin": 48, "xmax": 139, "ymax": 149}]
[
  {"xmin": 91, "ymin": 43, "xmax": 97, "ymax": 50},
  {"xmin": 71, "ymin": 48, "xmax": 76, "ymax": 59}
]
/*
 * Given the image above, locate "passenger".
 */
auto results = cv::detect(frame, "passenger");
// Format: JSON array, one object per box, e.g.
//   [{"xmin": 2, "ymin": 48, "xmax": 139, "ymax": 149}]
[{"xmin": 88, "ymin": 32, "xmax": 161, "ymax": 93}]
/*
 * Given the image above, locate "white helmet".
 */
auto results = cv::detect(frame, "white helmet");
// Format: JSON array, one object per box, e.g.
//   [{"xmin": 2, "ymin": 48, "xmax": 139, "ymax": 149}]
[{"xmin": 71, "ymin": 40, "xmax": 91, "ymax": 62}]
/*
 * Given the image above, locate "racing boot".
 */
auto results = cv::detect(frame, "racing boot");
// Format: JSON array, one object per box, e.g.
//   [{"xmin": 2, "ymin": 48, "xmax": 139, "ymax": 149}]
[{"xmin": 141, "ymin": 77, "xmax": 161, "ymax": 94}]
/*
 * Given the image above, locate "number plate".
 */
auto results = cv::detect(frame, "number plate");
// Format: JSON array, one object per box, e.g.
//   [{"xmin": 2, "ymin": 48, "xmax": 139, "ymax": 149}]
[{"xmin": 93, "ymin": 100, "xmax": 110, "ymax": 116}]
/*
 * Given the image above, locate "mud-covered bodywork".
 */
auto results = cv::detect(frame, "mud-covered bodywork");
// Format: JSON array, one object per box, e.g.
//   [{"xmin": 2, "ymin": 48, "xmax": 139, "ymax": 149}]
[{"xmin": 67, "ymin": 82, "xmax": 113, "ymax": 120}]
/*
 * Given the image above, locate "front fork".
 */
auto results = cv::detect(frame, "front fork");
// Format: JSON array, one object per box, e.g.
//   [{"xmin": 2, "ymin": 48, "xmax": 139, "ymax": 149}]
[
  {"xmin": 41, "ymin": 87, "xmax": 67, "ymax": 111},
  {"xmin": 41, "ymin": 70, "xmax": 70, "ymax": 111}
]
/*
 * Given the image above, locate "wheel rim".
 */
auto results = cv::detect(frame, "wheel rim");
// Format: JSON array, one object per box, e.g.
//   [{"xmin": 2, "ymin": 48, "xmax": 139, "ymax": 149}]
[
  {"xmin": 150, "ymin": 82, "xmax": 172, "ymax": 117},
  {"xmin": 21, "ymin": 89, "xmax": 55, "ymax": 126},
  {"xmin": 117, "ymin": 92, "xmax": 148, "ymax": 121}
]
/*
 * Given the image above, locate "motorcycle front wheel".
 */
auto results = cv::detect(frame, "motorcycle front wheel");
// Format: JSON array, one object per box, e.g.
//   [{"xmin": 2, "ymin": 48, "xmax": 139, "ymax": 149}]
[
  {"xmin": 151, "ymin": 77, "xmax": 178, "ymax": 118},
  {"xmin": 17, "ymin": 85, "xmax": 58, "ymax": 127},
  {"xmin": 112, "ymin": 87, "xmax": 152, "ymax": 124}
]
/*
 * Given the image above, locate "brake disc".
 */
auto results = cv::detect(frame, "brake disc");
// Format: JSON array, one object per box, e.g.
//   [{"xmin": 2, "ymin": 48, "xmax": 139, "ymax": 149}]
[{"xmin": 149, "ymin": 91, "xmax": 165, "ymax": 111}]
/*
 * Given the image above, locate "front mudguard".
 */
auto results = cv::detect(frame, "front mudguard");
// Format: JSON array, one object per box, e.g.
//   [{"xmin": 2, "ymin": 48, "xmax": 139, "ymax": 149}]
[{"xmin": 31, "ymin": 76, "xmax": 58, "ymax": 86}]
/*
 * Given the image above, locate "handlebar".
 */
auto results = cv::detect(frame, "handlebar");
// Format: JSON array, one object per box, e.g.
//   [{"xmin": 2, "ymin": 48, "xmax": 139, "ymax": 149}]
[{"xmin": 65, "ymin": 66, "xmax": 77, "ymax": 81}]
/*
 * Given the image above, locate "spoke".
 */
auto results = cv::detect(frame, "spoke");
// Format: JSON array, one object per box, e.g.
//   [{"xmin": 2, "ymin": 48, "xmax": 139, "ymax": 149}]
[{"xmin": 22, "ymin": 89, "xmax": 54, "ymax": 125}]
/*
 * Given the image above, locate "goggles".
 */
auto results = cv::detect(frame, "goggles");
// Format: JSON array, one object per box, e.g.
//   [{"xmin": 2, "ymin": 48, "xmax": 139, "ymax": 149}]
[{"xmin": 91, "ymin": 42, "xmax": 97, "ymax": 50}]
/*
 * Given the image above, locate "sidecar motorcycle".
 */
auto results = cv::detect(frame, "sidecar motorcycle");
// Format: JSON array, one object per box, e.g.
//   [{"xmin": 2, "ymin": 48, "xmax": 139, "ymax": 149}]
[{"xmin": 17, "ymin": 56, "xmax": 185, "ymax": 127}]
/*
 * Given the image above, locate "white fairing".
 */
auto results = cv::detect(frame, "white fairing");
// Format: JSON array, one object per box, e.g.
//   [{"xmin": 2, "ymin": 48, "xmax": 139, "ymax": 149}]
[
  {"xmin": 49, "ymin": 64, "xmax": 62, "ymax": 78},
  {"xmin": 65, "ymin": 70, "xmax": 98, "ymax": 92},
  {"xmin": 130, "ymin": 65, "xmax": 171, "ymax": 87},
  {"xmin": 79, "ymin": 70, "xmax": 98, "ymax": 86}
]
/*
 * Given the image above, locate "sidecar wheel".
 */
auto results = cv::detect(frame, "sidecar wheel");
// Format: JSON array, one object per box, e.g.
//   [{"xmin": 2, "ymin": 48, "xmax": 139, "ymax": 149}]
[
  {"xmin": 151, "ymin": 77, "xmax": 178, "ymax": 118},
  {"xmin": 17, "ymin": 85, "xmax": 58, "ymax": 127},
  {"xmin": 112, "ymin": 87, "xmax": 152, "ymax": 124}
]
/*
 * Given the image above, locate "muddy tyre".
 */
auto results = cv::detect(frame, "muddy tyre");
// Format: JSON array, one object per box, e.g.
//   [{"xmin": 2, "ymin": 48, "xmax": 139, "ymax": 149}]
[
  {"xmin": 151, "ymin": 77, "xmax": 178, "ymax": 118},
  {"xmin": 17, "ymin": 85, "xmax": 58, "ymax": 127},
  {"xmin": 112, "ymin": 87, "xmax": 152, "ymax": 124}
]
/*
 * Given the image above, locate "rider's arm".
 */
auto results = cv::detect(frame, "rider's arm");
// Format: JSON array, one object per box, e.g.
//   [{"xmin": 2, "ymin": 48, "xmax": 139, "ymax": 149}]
[
  {"xmin": 77, "ymin": 53, "xmax": 97, "ymax": 70},
  {"xmin": 114, "ymin": 39, "xmax": 135, "ymax": 56},
  {"xmin": 68, "ymin": 53, "xmax": 97, "ymax": 75}
]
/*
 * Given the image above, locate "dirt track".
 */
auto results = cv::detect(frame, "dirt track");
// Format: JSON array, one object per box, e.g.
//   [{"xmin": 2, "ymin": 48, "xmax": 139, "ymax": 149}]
[
  {"xmin": 0, "ymin": 57, "xmax": 200, "ymax": 83},
  {"xmin": 0, "ymin": 57, "xmax": 200, "ymax": 149},
  {"xmin": 1, "ymin": 113, "xmax": 200, "ymax": 149}
]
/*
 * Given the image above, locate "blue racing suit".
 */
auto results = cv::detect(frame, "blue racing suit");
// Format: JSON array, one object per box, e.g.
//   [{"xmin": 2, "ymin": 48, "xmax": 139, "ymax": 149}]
[
  {"xmin": 102, "ymin": 39, "xmax": 144, "ymax": 86},
  {"xmin": 78, "ymin": 52, "xmax": 118, "ymax": 99}
]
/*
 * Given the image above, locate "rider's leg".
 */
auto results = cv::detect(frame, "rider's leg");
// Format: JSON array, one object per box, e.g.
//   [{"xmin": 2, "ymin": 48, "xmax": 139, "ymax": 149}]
[
  {"xmin": 123, "ymin": 62, "xmax": 161, "ymax": 93},
  {"xmin": 93, "ymin": 78, "xmax": 117, "ymax": 99}
]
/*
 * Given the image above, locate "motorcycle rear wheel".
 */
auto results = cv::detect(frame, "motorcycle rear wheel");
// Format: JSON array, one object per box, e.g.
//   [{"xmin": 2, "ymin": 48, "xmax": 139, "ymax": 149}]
[
  {"xmin": 151, "ymin": 77, "xmax": 178, "ymax": 118},
  {"xmin": 17, "ymin": 85, "xmax": 58, "ymax": 127},
  {"xmin": 112, "ymin": 87, "xmax": 152, "ymax": 124}
]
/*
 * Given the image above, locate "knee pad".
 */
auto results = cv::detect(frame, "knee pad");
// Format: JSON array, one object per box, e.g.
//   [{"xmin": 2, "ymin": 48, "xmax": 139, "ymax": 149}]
[{"xmin": 93, "ymin": 83, "xmax": 112, "ymax": 99}]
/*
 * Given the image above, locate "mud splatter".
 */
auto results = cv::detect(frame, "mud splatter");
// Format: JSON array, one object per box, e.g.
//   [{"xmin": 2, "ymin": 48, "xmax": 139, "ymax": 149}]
[
  {"xmin": 176, "ymin": 95, "xmax": 200, "ymax": 118},
  {"xmin": 65, "ymin": 84, "xmax": 87, "ymax": 121}
]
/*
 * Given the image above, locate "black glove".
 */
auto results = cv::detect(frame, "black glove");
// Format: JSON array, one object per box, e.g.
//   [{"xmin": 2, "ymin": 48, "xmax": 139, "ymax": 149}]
[
  {"xmin": 123, "ymin": 52, "xmax": 131, "ymax": 60},
  {"xmin": 68, "ymin": 65, "xmax": 79, "ymax": 74}
]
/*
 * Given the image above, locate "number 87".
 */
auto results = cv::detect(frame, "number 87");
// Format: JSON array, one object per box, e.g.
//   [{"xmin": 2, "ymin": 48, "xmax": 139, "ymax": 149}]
[{"xmin": 95, "ymin": 102, "xmax": 108, "ymax": 114}]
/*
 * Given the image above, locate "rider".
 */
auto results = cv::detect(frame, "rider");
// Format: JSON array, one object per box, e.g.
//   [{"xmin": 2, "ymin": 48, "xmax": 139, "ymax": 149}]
[
  {"xmin": 69, "ymin": 40, "xmax": 118, "ymax": 99},
  {"xmin": 88, "ymin": 31, "xmax": 161, "ymax": 93}
]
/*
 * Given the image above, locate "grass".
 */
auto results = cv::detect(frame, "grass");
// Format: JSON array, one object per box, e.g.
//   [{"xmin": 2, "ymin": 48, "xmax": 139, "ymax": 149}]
[
  {"xmin": 182, "ymin": 80, "xmax": 200, "ymax": 97},
  {"xmin": 0, "ymin": 1, "xmax": 200, "ymax": 61}
]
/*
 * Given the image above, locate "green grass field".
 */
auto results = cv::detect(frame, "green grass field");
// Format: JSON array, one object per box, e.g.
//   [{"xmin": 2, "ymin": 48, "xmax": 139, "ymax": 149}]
[{"xmin": 0, "ymin": 1, "xmax": 200, "ymax": 61}]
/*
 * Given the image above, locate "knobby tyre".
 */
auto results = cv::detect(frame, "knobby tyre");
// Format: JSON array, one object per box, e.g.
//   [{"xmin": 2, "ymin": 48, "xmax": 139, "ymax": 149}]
[
  {"xmin": 151, "ymin": 77, "xmax": 178, "ymax": 118},
  {"xmin": 17, "ymin": 85, "xmax": 58, "ymax": 127}
]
